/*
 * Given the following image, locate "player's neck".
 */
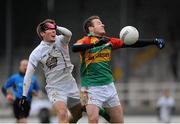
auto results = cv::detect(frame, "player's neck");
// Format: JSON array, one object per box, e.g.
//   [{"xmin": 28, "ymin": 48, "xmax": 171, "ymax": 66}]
[
  {"xmin": 43, "ymin": 40, "xmax": 54, "ymax": 44},
  {"xmin": 88, "ymin": 33, "xmax": 105, "ymax": 38},
  {"xmin": 19, "ymin": 72, "xmax": 25, "ymax": 76}
]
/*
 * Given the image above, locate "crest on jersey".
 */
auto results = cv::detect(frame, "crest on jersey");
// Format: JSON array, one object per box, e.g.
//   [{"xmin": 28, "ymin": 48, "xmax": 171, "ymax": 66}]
[{"xmin": 46, "ymin": 54, "xmax": 57, "ymax": 69}]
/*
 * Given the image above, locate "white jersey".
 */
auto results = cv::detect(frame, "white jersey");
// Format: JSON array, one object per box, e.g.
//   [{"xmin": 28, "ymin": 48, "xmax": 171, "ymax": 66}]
[
  {"xmin": 29, "ymin": 35, "xmax": 73, "ymax": 86},
  {"xmin": 157, "ymin": 96, "xmax": 175, "ymax": 123},
  {"xmin": 23, "ymin": 26, "xmax": 74, "ymax": 96}
]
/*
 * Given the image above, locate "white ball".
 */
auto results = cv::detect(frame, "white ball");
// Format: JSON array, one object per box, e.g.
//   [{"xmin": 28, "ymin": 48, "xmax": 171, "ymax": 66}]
[{"xmin": 120, "ymin": 26, "xmax": 139, "ymax": 45}]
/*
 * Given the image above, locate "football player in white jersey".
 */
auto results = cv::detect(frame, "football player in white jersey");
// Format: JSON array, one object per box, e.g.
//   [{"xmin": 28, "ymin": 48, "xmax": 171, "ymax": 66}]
[
  {"xmin": 19, "ymin": 19, "xmax": 82, "ymax": 123},
  {"xmin": 156, "ymin": 89, "xmax": 175, "ymax": 123}
]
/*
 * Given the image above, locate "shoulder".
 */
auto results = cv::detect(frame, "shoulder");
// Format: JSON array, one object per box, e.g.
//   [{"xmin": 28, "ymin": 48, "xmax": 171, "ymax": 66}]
[
  {"xmin": 29, "ymin": 44, "xmax": 43, "ymax": 59},
  {"xmin": 11, "ymin": 73, "xmax": 20, "ymax": 79},
  {"xmin": 76, "ymin": 36, "xmax": 91, "ymax": 44},
  {"xmin": 80, "ymin": 36, "xmax": 90, "ymax": 41},
  {"xmin": 169, "ymin": 97, "xmax": 175, "ymax": 101},
  {"xmin": 6, "ymin": 73, "xmax": 19, "ymax": 82},
  {"xmin": 55, "ymin": 35, "xmax": 68, "ymax": 46},
  {"xmin": 159, "ymin": 96, "xmax": 165, "ymax": 101},
  {"xmin": 31, "ymin": 44, "xmax": 43, "ymax": 55},
  {"xmin": 55, "ymin": 35, "xmax": 63, "ymax": 40}
]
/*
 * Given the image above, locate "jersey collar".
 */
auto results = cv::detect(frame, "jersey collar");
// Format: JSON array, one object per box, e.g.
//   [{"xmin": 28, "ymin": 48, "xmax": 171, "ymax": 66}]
[{"xmin": 41, "ymin": 40, "xmax": 53, "ymax": 46}]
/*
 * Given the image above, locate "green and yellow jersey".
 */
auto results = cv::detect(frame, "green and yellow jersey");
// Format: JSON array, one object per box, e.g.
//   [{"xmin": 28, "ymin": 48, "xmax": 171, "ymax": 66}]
[{"xmin": 76, "ymin": 35, "xmax": 124, "ymax": 87}]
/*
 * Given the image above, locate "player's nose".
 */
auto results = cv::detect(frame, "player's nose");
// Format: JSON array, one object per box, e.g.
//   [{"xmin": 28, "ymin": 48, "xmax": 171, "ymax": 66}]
[{"xmin": 52, "ymin": 29, "xmax": 56, "ymax": 33}]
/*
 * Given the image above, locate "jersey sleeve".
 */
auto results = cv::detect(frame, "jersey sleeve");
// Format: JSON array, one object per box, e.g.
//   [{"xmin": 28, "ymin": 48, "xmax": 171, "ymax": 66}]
[
  {"xmin": 75, "ymin": 36, "xmax": 90, "ymax": 45},
  {"xmin": 23, "ymin": 49, "xmax": 40, "ymax": 97},
  {"xmin": 56, "ymin": 26, "xmax": 72, "ymax": 46},
  {"xmin": 23, "ymin": 63, "xmax": 35, "ymax": 96},
  {"xmin": 29, "ymin": 49, "xmax": 41, "ymax": 69},
  {"xmin": 3, "ymin": 75, "xmax": 15, "ymax": 89},
  {"xmin": 109, "ymin": 37, "xmax": 124, "ymax": 49},
  {"xmin": 55, "ymin": 35, "xmax": 67, "ymax": 45}
]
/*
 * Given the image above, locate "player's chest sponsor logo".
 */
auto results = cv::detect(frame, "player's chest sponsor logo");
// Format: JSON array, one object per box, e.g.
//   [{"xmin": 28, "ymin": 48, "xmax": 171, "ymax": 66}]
[
  {"xmin": 88, "ymin": 52, "xmax": 110, "ymax": 60},
  {"xmin": 46, "ymin": 54, "xmax": 58, "ymax": 69},
  {"xmin": 46, "ymin": 46, "xmax": 59, "ymax": 69},
  {"xmin": 86, "ymin": 49, "xmax": 111, "ymax": 61},
  {"xmin": 42, "ymin": 45, "xmax": 63, "ymax": 69}
]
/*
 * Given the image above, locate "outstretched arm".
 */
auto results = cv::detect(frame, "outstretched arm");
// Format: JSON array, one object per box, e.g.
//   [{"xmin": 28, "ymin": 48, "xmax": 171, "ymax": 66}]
[
  {"xmin": 72, "ymin": 37, "xmax": 109, "ymax": 52},
  {"xmin": 72, "ymin": 44, "xmax": 94, "ymax": 52},
  {"xmin": 122, "ymin": 38, "xmax": 165, "ymax": 49}
]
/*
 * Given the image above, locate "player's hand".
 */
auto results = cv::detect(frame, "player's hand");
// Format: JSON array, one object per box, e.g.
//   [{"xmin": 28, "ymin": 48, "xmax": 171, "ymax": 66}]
[
  {"xmin": 94, "ymin": 37, "xmax": 110, "ymax": 47},
  {"xmin": 154, "ymin": 38, "xmax": 165, "ymax": 49},
  {"xmin": 6, "ymin": 93, "xmax": 14, "ymax": 103},
  {"xmin": 19, "ymin": 96, "xmax": 27, "ymax": 111},
  {"xmin": 54, "ymin": 23, "xmax": 57, "ymax": 30}
]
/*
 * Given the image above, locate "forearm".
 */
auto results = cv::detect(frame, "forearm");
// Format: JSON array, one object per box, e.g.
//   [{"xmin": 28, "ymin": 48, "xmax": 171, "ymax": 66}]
[
  {"xmin": 72, "ymin": 37, "xmax": 110, "ymax": 52},
  {"xmin": 57, "ymin": 26, "xmax": 72, "ymax": 38},
  {"xmin": 1, "ymin": 86, "xmax": 7, "ymax": 96},
  {"xmin": 122, "ymin": 39, "xmax": 156, "ymax": 48},
  {"xmin": 23, "ymin": 64, "xmax": 35, "ymax": 97},
  {"xmin": 72, "ymin": 44, "xmax": 94, "ymax": 52}
]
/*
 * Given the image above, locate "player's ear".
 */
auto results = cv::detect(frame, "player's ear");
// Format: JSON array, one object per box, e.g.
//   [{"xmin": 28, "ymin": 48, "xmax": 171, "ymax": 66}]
[
  {"xmin": 40, "ymin": 32, "xmax": 45, "ymax": 38},
  {"xmin": 88, "ymin": 26, "xmax": 94, "ymax": 33}
]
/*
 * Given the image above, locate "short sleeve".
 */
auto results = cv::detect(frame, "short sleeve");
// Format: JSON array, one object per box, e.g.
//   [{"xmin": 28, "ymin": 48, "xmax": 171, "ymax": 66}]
[{"xmin": 110, "ymin": 37, "xmax": 124, "ymax": 49}]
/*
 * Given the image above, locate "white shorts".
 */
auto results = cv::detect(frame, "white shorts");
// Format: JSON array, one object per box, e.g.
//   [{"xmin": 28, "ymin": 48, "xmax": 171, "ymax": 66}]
[
  {"xmin": 46, "ymin": 76, "xmax": 80, "ymax": 105},
  {"xmin": 80, "ymin": 82, "xmax": 120, "ymax": 108}
]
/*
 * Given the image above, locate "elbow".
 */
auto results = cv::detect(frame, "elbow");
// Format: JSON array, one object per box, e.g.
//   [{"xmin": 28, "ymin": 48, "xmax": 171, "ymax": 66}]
[
  {"xmin": 66, "ymin": 30, "xmax": 72, "ymax": 41},
  {"xmin": 71, "ymin": 45, "xmax": 79, "ymax": 52},
  {"xmin": 65, "ymin": 30, "xmax": 72, "ymax": 38},
  {"xmin": 57, "ymin": 26, "xmax": 72, "ymax": 37},
  {"xmin": 68, "ymin": 30, "xmax": 72, "ymax": 37}
]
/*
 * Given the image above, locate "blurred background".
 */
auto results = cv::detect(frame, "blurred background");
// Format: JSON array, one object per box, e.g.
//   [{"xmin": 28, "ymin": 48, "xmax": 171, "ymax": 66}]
[{"xmin": 0, "ymin": 0, "xmax": 180, "ymax": 123}]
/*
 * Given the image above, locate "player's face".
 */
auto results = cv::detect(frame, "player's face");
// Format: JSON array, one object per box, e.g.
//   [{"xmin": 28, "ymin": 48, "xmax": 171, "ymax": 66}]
[
  {"xmin": 19, "ymin": 60, "xmax": 28, "ymax": 74},
  {"xmin": 41, "ymin": 29, "xmax": 56, "ymax": 42},
  {"xmin": 164, "ymin": 90, "xmax": 170, "ymax": 97},
  {"xmin": 91, "ymin": 19, "xmax": 106, "ymax": 36}
]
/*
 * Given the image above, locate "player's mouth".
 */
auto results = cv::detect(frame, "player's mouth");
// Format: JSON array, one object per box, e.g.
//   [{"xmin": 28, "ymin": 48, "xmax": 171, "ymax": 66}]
[{"xmin": 51, "ymin": 35, "xmax": 56, "ymax": 38}]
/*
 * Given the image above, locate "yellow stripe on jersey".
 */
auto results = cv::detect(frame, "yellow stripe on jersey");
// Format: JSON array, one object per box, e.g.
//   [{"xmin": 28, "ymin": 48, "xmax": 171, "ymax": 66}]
[{"xmin": 85, "ymin": 49, "xmax": 111, "ymax": 66}]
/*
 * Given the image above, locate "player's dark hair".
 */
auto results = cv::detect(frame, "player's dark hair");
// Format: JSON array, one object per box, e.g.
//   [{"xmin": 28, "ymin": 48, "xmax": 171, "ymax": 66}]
[
  {"xmin": 36, "ymin": 19, "xmax": 56, "ymax": 40},
  {"xmin": 83, "ymin": 15, "xmax": 100, "ymax": 34}
]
